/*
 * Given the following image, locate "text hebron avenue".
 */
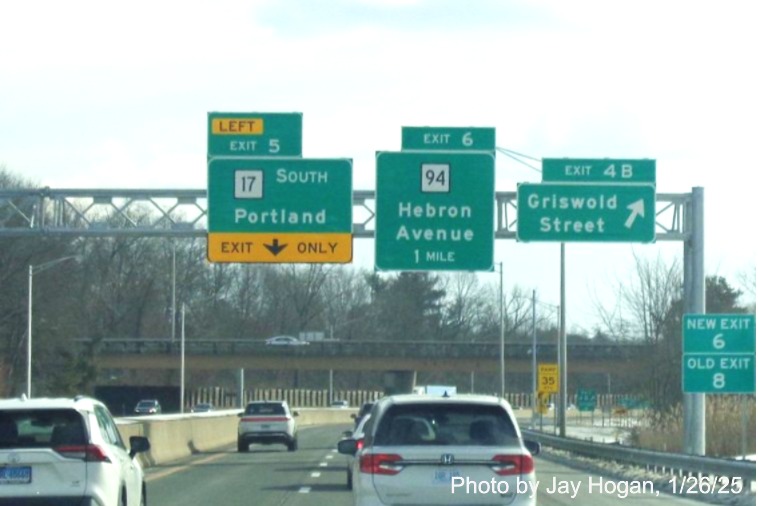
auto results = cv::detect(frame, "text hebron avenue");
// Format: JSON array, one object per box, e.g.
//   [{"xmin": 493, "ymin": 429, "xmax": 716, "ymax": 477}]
[{"xmin": 375, "ymin": 151, "xmax": 494, "ymax": 271}]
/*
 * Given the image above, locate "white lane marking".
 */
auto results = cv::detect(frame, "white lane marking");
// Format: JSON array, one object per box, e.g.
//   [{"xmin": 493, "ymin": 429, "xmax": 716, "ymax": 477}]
[
  {"xmin": 319, "ymin": 462, "xmax": 328, "ymax": 467},
  {"xmin": 298, "ymin": 487, "xmax": 311, "ymax": 494},
  {"xmin": 330, "ymin": 449, "xmax": 338, "ymax": 453},
  {"xmin": 310, "ymin": 472, "xmax": 321, "ymax": 478},
  {"xmin": 325, "ymin": 454, "xmax": 334, "ymax": 460}
]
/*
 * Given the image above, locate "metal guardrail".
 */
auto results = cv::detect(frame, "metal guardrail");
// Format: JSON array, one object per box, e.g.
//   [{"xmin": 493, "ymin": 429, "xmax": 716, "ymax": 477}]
[{"xmin": 522, "ymin": 429, "xmax": 756, "ymax": 485}]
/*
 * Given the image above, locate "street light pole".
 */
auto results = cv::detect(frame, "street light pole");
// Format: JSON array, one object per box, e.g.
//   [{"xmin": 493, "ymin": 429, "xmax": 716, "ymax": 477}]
[
  {"xmin": 498, "ymin": 262, "xmax": 505, "ymax": 399},
  {"xmin": 171, "ymin": 240, "xmax": 176, "ymax": 342},
  {"xmin": 27, "ymin": 255, "xmax": 79, "ymax": 398},
  {"xmin": 27, "ymin": 265, "xmax": 33, "ymax": 398},
  {"xmin": 180, "ymin": 302, "xmax": 186, "ymax": 413}
]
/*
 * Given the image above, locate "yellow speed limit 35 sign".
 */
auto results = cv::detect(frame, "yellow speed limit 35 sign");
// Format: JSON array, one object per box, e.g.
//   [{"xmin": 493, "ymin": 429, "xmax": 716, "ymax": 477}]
[{"xmin": 538, "ymin": 363, "xmax": 559, "ymax": 394}]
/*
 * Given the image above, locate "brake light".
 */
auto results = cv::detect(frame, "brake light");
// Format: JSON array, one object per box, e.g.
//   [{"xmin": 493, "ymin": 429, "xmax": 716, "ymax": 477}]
[
  {"xmin": 491, "ymin": 454, "xmax": 533, "ymax": 476},
  {"xmin": 55, "ymin": 444, "xmax": 111, "ymax": 462},
  {"xmin": 356, "ymin": 439, "xmax": 364, "ymax": 451},
  {"xmin": 359, "ymin": 453, "xmax": 403, "ymax": 475}
]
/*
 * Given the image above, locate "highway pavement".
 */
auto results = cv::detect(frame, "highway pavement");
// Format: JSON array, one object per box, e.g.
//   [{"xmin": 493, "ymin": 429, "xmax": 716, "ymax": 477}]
[{"xmin": 145, "ymin": 424, "xmax": 712, "ymax": 505}]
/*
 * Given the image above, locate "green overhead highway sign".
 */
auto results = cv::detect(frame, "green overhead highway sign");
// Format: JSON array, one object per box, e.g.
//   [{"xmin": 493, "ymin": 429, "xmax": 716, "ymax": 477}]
[
  {"xmin": 208, "ymin": 112, "xmax": 302, "ymax": 158},
  {"xmin": 516, "ymin": 183, "xmax": 656, "ymax": 242},
  {"xmin": 375, "ymin": 151, "xmax": 494, "ymax": 271},
  {"xmin": 542, "ymin": 158, "xmax": 656, "ymax": 184},
  {"xmin": 402, "ymin": 127, "xmax": 496, "ymax": 152},
  {"xmin": 207, "ymin": 157, "xmax": 352, "ymax": 263},
  {"xmin": 683, "ymin": 314, "xmax": 756, "ymax": 393}
]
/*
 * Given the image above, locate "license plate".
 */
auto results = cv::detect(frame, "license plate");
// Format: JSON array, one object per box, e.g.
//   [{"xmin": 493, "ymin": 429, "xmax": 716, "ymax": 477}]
[
  {"xmin": 0, "ymin": 466, "xmax": 32, "ymax": 485},
  {"xmin": 432, "ymin": 468, "xmax": 461, "ymax": 485},
  {"xmin": 260, "ymin": 424, "xmax": 270, "ymax": 430}
]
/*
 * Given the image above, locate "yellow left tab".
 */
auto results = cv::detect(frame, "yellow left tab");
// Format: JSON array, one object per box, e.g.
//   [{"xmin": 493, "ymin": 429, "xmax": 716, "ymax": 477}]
[{"xmin": 211, "ymin": 118, "xmax": 264, "ymax": 135}]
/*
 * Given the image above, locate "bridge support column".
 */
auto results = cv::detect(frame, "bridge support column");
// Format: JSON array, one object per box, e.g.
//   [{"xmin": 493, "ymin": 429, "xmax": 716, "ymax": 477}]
[{"xmin": 382, "ymin": 370, "xmax": 416, "ymax": 395}]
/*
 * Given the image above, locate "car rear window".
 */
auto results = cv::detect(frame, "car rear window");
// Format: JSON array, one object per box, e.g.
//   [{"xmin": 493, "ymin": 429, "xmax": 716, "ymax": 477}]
[
  {"xmin": 0, "ymin": 409, "xmax": 87, "ymax": 449},
  {"xmin": 245, "ymin": 403, "xmax": 286, "ymax": 415},
  {"xmin": 373, "ymin": 403, "xmax": 517, "ymax": 446}
]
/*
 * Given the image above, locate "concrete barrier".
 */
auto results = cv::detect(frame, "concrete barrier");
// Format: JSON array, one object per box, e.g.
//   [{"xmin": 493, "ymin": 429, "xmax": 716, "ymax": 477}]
[{"xmin": 117, "ymin": 408, "xmax": 355, "ymax": 468}]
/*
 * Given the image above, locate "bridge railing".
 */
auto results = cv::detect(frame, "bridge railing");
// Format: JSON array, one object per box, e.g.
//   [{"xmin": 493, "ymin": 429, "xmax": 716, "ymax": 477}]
[{"xmin": 72, "ymin": 337, "xmax": 649, "ymax": 360}]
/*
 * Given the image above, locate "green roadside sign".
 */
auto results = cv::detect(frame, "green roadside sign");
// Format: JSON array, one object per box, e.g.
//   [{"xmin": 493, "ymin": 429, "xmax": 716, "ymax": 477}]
[
  {"xmin": 402, "ymin": 127, "xmax": 496, "ymax": 152},
  {"xmin": 576, "ymin": 389, "xmax": 597, "ymax": 412},
  {"xmin": 207, "ymin": 112, "xmax": 302, "ymax": 158},
  {"xmin": 375, "ymin": 151, "xmax": 494, "ymax": 271},
  {"xmin": 683, "ymin": 314, "xmax": 756, "ymax": 393},
  {"xmin": 516, "ymin": 183, "xmax": 655, "ymax": 243},
  {"xmin": 542, "ymin": 158, "xmax": 656, "ymax": 184}
]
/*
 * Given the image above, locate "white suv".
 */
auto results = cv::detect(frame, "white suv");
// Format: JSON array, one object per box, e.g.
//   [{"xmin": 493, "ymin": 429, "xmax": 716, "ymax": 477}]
[
  {"xmin": 338, "ymin": 394, "xmax": 540, "ymax": 506},
  {"xmin": 0, "ymin": 395, "xmax": 150, "ymax": 506},
  {"xmin": 238, "ymin": 401, "xmax": 298, "ymax": 452}
]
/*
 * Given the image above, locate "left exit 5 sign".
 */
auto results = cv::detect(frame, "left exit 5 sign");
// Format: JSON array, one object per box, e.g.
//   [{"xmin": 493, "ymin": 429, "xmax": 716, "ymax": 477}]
[{"xmin": 207, "ymin": 112, "xmax": 302, "ymax": 157}]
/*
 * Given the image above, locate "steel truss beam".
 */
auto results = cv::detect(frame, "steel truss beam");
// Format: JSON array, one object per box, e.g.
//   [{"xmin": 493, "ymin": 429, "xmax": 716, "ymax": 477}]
[{"xmin": 0, "ymin": 188, "xmax": 691, "ymax": 241}]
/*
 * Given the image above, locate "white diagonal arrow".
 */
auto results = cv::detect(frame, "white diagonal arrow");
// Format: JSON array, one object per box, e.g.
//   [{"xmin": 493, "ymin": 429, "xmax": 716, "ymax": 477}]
[{"xmin": 625, "ymin": 199, "xmax": 645, "ymax": 228}]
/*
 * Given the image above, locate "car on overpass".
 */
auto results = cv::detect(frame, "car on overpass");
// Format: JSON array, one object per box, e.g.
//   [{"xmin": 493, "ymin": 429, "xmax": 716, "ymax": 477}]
[
  {"xmin": 338, "ymin": 394, "xmax": 540, "ymax": 505},
  {"xmin": 264, "ymin": 335, "xmax": 309, "ymax": 346}
]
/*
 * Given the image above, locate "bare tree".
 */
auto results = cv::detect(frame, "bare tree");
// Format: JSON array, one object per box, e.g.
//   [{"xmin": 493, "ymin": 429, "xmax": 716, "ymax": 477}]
[
  {"xmin": 440, "ymin": 272, "xmax": 484, "ymax": 341},
  {"xmin": 320, "ymin": 267, "xmax": 371, "ymax": 340}
]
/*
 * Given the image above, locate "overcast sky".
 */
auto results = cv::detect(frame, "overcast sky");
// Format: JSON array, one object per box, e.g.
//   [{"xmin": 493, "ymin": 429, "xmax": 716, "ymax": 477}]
[{"xmin": 1, "ymin": 0, "xmax": 756, "ymax": 330}]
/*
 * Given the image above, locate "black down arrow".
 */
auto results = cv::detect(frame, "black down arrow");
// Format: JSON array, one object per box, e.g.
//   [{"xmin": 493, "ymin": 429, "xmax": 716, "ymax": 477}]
[{"xmin": 264, "ymin": 238, "xmax": 288, "ymax": 256}]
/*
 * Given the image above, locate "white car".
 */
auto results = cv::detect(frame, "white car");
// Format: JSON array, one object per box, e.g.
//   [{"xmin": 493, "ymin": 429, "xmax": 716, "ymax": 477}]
[
  {"xmin": 264, "ymin": 335, "xmax": 309, "ymax": 346},
  {"xmin": 343, "ymin": 413, "xmax": 371, "ymax": 489},
  {"xmin": 238, "ymin": 401, "xmax": 298, "ymax": 451},
  {"xmin": 338, "ymin": 394, "xmax": 540, "ymax": 506},
  {"xmin": 0, "ymin": 395, "xmax": 150, "ymax": 506}
]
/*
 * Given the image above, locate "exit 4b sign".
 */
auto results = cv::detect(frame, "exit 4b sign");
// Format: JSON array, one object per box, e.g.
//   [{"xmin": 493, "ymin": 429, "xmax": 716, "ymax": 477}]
[{"xmin": 517, "ymin": 183, "xmax": 655, "ymax": 243}]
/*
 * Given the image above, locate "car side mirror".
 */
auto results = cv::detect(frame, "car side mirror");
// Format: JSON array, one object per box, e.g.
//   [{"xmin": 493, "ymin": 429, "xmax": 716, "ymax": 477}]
[
  {"xmin": 350, "ymin": 413, "xmax": 357, "ymax": 419},
  {"xmin": 524, "ymin": 439, "xmax": 541, "ymax": 456},
  {"xmin": 292, "ymin": 411, "xmax": 300, "ymax": 417},
  {"xmin": 337, "ymin": 438, "xmax": 358, "ymax": 456},
  {"xmin": 238, "ymin": 412, "xmax": 244, "ymax": 417},
  {"xmin": 129, "ymin": 436, "xmax": 150, "ymax": 459},
  {"xmin": 342, "ymin": 430, "xmax": 353, "ymax": 437}
]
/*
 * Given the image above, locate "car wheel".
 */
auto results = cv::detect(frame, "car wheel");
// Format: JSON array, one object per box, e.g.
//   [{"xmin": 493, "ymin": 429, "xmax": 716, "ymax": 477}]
[
  {"xmin": 119, "ymin": 488, "xmax": 127, "ymax": 506},
  {"xmin": 347, "ymin": 469, "xmax": 353, "ymax": 490},
  {"xmin": 237, "ymin": 439, "xmax": 248, "ymax": 452},
  {"xmin": 141, "ymin": 483, "xmax": 147, "ymax": 506},
  {"xmin": 287, "ymin": 438, "xmax": 298, "ymax": 452}
]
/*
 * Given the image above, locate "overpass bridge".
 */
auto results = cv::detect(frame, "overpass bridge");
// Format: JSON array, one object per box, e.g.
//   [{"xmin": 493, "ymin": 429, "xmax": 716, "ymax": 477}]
[{"xmin": 77, "ymin": 337, "xmax": 648, "ymax": 375}]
